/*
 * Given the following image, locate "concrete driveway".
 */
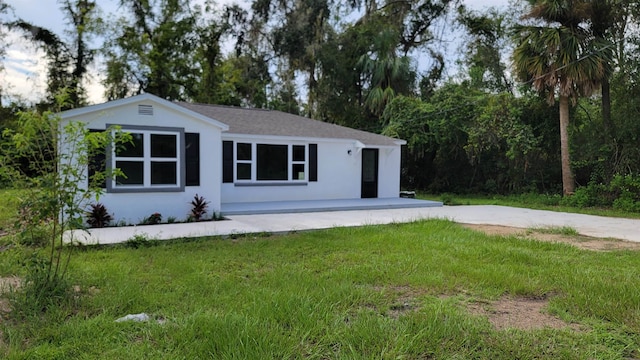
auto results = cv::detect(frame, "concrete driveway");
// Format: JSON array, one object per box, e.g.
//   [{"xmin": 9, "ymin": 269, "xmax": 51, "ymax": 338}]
[{"xmin": 67, "ymin": 205, "xmax": 640, "ymax": 245}]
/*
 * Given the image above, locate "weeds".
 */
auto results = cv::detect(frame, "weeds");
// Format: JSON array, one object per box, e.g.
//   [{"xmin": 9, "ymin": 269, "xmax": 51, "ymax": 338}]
[{"xmin": 123, "ymin": 234, "xmax": 158, "ymax": 248}]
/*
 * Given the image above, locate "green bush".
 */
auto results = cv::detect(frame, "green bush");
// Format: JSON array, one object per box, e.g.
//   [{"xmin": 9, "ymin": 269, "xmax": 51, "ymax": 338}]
[{"xmin": 562, "ymin": 174, "xmax": 640, "ymax": 212}]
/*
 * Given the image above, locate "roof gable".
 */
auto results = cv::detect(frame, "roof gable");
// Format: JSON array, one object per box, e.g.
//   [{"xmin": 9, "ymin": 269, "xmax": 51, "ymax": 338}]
[
  {"xmin": 60, "ymin": 94, "xmax": 229, "ymax": 131},
  {"xmin": 176, "ymin": 102, "xmax": 405, "ymax": 147}
]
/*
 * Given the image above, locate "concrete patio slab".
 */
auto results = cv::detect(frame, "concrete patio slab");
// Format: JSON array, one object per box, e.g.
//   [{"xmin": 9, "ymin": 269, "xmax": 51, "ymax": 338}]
[{"xmin": 66, "ymin": 205, "xmax": 640, "ymax": 245}]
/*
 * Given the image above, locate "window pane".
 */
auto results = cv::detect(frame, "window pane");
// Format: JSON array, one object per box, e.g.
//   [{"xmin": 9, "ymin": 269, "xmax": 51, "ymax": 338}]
[
  {"xmin": 293, "ymin": 145, "xmax": 305, "ymax": 161},
  {"xmin": 151, "ymin": 134, "xmax": 177, "ymax": 158},
  {"xmin": 237, "ymin": 163, "xmax": 251, "ymax": 180},
  {"xmin": 116, "ymin": 161, "xmax": 143, "ymax": 185},
  {"xmin": 292, "ymin": 164, "xmax": 305, "ymax": 180},
  {"xmin": 257, "ymin": 144, "xmax": 288, "ymax": 180},
  {"xmin": 237, "ymin": 143, "xmax": 252, "ymax": 160},
  {"xmin": 151, "ymin": 161, "xmax": 177, "ymax": 185},
  {"xmin": 116, "ymin": 133, "xmax": 143, "ymax": 157}
]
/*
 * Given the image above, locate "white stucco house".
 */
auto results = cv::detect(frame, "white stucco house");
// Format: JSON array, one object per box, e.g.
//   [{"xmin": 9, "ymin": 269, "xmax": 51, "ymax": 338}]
[{"xmin": 60, "ymin": 93, "xmax": 409, "ymax": 224}]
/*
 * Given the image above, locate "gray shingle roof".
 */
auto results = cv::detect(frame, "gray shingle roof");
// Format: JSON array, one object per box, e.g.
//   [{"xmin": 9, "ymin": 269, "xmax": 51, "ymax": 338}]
[{"xmin": 176, "ymin": 102, "xmax": 404, "ymax": 147}]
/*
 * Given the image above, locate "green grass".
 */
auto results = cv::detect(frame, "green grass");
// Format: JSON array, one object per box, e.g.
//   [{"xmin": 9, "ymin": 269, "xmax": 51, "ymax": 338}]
[
  {"xmin": 424, "ymin": 192, "xmax": 640, "ymax": 219},
  {"xmin": 1, "ymin": 220, "xmax": 639, "ymax": 359},
  {"xmin": 530, "ymin": 226, "xmax": 580, "ymax": 236},
  {"xmin": 0, "ymin": 189, "xmax": 21, "ymax": 234}
]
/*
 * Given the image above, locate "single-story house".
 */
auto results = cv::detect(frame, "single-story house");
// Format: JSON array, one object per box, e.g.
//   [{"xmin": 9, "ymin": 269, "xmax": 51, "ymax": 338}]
[{"xmin": 60, "ymin": 93, "xmax": 407, "ymax": 224}]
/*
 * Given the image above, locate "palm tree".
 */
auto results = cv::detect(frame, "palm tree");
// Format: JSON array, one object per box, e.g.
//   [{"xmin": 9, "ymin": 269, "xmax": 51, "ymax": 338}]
[
  {"xmin": 513, "ymin": 0, "xmax": 612, "ymax": 196},
  {"xmin": 358, "ymin": 27, "xmax": 414, "ymax": 117}
]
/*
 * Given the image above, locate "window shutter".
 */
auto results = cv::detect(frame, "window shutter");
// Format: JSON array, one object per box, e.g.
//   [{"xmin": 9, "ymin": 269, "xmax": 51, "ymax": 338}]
[
  {"xmin": 309, "ymin": 144, "xmax": 318, "ymax": 182},
  {"xmin": 185, "ymin": 133, "xmax": 200, "ymax": 186},
  {"xmin": 88, "ymin": 129, "xmax": 106, "ymax": 189},
  {"xmin": 223, "ymin": 141, "xmax": 233, "ymax": 183}
]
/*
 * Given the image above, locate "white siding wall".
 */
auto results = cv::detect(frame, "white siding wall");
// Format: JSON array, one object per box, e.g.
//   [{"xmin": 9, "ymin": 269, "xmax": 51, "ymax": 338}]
[
  {"xmin": 62, "ymin": 101, "xmax": 223, "ymax": 225},
  {"xmin": 221, "ymin": 136, "xmax": 402, "ymax": 203},
  {"xmin": 377, "ymin": 146, "xmax": 402, "ymax": 198}
]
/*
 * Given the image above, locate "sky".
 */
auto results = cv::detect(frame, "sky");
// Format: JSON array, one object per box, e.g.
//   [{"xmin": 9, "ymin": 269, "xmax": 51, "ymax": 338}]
[{"xmin": 1, "ymin": 0, "xmax": 511, "ymax": 105}]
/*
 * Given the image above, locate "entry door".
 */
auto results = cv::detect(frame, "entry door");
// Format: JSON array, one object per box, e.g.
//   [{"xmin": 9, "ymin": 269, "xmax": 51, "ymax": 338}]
[{"xmin": 361, "ymin": 148, "xmax": 379, "ymax": 198}]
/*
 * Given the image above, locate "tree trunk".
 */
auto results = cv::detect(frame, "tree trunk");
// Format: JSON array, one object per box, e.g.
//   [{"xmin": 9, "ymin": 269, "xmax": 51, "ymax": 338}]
[
  {"xmin": 601, "ymin": 78, "xmax": 613, "ymax": 139},
  {"xmin": 559, "ymin": 95, "xmax": 575, "ymax": 196}
]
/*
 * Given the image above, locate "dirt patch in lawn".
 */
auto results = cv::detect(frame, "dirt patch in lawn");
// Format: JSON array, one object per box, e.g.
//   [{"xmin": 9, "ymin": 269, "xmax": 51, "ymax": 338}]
[
  {"xmin": 0, "ymin": 276, "xmax": 21, "ymax": 313},
  {"xmin": 462, "ymin": 224, "xmax": 640, "ymax": 251},
  {"xmin": 467, "ymin": 295, "xmax": 579, "ymax": 331},
  {"xmin": 0, "ymin": 276, "xmax": 21, "ymax": 346}
]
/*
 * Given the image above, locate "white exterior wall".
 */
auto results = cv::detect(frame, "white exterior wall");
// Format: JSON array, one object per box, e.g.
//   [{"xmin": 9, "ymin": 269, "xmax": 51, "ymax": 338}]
[
  {"xmin": 221, "ymin": 135, "xmax": 402, "ymax": 203},
  {"xmin": 62, "ymin": 101, "xmax": 223, "ymax": 225},
  {"xmin": 377, "ymin": 146, "xmax": 402, "ymax": 198}
]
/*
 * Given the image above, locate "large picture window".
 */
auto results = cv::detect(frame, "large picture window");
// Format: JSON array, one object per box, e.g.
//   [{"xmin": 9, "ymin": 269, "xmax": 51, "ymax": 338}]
[
  {"xmin": 257, "ymin": 144, "xmax": 288, "ymax": 180},
  {"xmin": 109, "ymin": 126, "xmax": 184, "ymax": 192},
  {"xmin": 223, "ymin": 141, "xmax": 317, "ymax": 183}
]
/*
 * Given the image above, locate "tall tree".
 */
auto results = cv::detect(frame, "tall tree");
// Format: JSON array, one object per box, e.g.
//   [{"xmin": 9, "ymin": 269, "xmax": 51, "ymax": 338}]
[
  {"xmin": 513, "ymin": 0, "xmax": 612, "ymax": 196},
  {"xmin": 458, "ymin": 6, "xmax": 513, "ymax": 93},
  {"xmin": 60, "ymin": 0, "xmax": 99, "ymax": 107},
  {"xmin": 357, "ymin": 25, "xmax": 415, "ymax": 116},
  {"xmin": 0, "ymin": 0, "xmax": 9, "ymax": 100},
  {"xmin": 251, "ymin": 0, "xmax": 331, "ymax": 117},
  {"xmin": 10, "ymin": 0, "xmax": 100, "ymax": 108},
  {"xmin": 103, "ymin": 0, "xmax": 200, "ymax": 100}
]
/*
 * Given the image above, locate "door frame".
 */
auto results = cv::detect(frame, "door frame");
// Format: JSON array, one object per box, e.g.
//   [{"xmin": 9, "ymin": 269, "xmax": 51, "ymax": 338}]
[{"xmin": 361, "ymin": 148, "xmax": 379, "ymax": 198}]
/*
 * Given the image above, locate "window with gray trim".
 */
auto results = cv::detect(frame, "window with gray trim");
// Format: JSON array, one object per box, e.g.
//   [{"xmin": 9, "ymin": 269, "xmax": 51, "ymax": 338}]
[{"xmin": 109, "ymin": 126, "xmax": 184, "ymax": 192}]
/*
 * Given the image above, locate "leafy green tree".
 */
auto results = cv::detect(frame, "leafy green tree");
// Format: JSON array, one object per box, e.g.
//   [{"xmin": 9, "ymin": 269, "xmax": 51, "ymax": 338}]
[
  {"xmin": 10, "ymin": 0, "xmax": 101, "ymax": 108},
  {"xmin": 457, "ymin": 6, "xmax": 513, "ymax": 93},
  {"xmin": 358, "ymin": 25, "xmax": 415, "ymax": 117},
  {"xmin": 513, "ymin": 0, "xmax": 613, "ymax": 196},
  {"xmin": 382, "ymin": 85, "xmax": 477, "ymax": 191},
  {"xmin": 250, "ymin": 0, "xmax": 331, "ymax": 116},
  {"xmin": 0, "ymin": 93, "xmax": 127, "ymax": 314},
  {"xmin": 383, "ymin": 83, "xmax": 560, "ymax": 193},
  {"xmin": 103, "ymin": 0, "xmax": 200, "ymax": 100},
  {"xmin": 354, "ymin": 0, "xmax": 454, "ymax": 122}
]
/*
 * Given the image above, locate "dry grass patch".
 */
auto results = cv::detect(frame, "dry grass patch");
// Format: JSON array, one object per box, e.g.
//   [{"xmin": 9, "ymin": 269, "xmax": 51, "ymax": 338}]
[
  {"xmin": 467, "ymin": 295, "xmax": 581, "ymax": 331},
  {"xmin": 462, "ymin": 224, "xmax": 640, "ymax": 251}
]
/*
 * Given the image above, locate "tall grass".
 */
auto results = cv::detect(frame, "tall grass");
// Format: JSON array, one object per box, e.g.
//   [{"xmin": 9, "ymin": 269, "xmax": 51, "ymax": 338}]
[
  {"xmin": 0, "ymin": 188, "xmax": 21, "ymax": 235},
  {"xmin": 1, "ymin": 219, "xmax": 639, "ymax": 358}
]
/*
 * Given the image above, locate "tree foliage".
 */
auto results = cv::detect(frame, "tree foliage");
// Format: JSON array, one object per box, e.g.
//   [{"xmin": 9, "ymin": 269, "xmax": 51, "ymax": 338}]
[
  {"xmin": 0, "ymin": 92, "xmax": 128, "ymax": 314},
  {"xmin": 9, "ymin": 0, "xmax": 101, "ymax": 108},
  {"xmin": 2, "ymin": 0, "xmax": 640, "ymax": 202},
  {"xmin": 103, "ymin": 0, "xmax": 200, "ymax": 100},
  {"xmin": 513, "ymin": 0, "xmax": 613, "ymax": 195},
  {"xmin": 383, "ymin": 85, "xmax": 553, "ymax": 193}
]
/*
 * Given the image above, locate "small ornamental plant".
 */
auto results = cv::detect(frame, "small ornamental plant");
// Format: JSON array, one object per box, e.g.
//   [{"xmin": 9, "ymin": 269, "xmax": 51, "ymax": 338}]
[
  {"xmin": 86, "ymin": 203, "xmax": 113, "ymax": 228},
  {"xmin": 142, "ymin": 212, "xmax": 162, "ymax": 225},
  {"xmin": 189, "ymin": 194, "xmax": 209, "ymax": 221}
]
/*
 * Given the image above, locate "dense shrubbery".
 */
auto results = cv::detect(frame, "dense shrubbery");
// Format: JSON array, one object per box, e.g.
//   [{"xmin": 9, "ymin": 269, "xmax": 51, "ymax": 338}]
[{"xmin": 561, "ymin": 174, "xmax": 640, "ymax": 212}]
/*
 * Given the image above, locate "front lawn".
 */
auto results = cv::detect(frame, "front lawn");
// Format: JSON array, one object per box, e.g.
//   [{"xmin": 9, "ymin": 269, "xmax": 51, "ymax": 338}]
[
  {"xmin": 1, "ymin": 220, "xmax": 639, "ymax": 359},
  {"xmin": 0, "ymin": 189, "xmax": 21, "ymax": 235}
]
